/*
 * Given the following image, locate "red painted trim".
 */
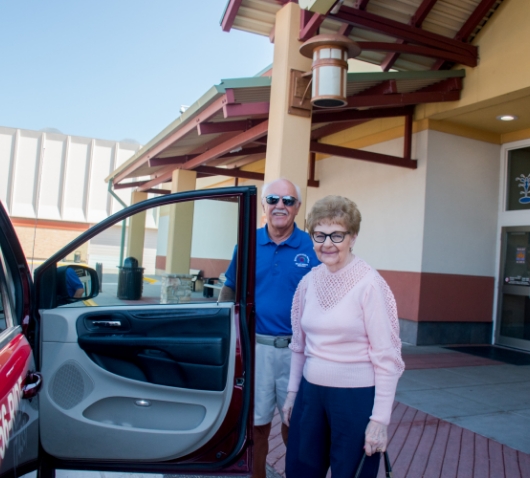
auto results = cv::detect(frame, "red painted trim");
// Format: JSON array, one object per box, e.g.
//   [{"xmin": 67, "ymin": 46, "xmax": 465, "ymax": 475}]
[
  {"xmin": 224, "ymin": 153, "xmax": 267, "ymax": 169},
  {"xmin": 11, "ymin": 217, "xmax": 90, "ymax": 231},
  {"xmin": 312, "ymin": 105, "xmax": 414, "ymax": 123},
  {"xmin": 135, "ymin": 122, "xmax": 268, "ymax": 191},
  {"xmin": 310, "ymin": 141, "xmax": 417, "ymax": 169},
  {"xmin": 148, "ymin": 156, "xmax": 191, "ymax": 167},
  {"xmin": 222, "ymin": 102, "xmax": 270, "ymax": 118},
  {"xmin": 332, "ymin": 6, "xmax": 477, "ymax": 57},
  {"xmin": 309, "ymin": 152, "xmax": 317, "ymax": 183},
  {"xmin": 357, "ymin": 42, "xmax": 477, "ymax": 66},
  {"xmin": 299, "ymin": 12, "xmax": 326, "ymax": 41},
  {"xmin": 355, "ymin": 0, "xmax": 371, "ymax": 9},
  {"xmin": 311, "ymin": 120, "xmax": 368, "ymax": 140},
  {"xmin": 379, "ymin": 271, "xmax": 421, "ymax": 322},
  {"xmin": 221, "ymin": 0, "xmax": 243, "ymax": 32},
  {"xmin": 224, "ymin": 89, "xmax": 237, "ymax": 104},
  {"xmin": 404, "ymin": 113, "xmax": 413, "ymax": 160},
  {"xmin": 457, "ymin": 0, "xmax": 499, "ymax": 42},
  {"xmin": 221, "ymin": 145, "xmax": 267, "ymax": 157},
  {"xmin": 198, "ymin": 120, "xmax": 254, "ymax": 135},
  {"xmin": 180, "ymin": 121, "xmax": 269, "ymax": 172},
  {"xmin": 190, "ymin": 258, "xmax": 231, "ymax": 279},
  {"xmin": 405, "ymin": 353, "xmax": 501, "ymax": 369},
  {"xmin": 148, "ymin": 146, "xmax": 268, "ymax": 168},
  {"xmin": 113, "ymin": 180, "xmax": 150, "ymax": 190},
  {"xmin": 381, "ymin": 50, "xmax": 401, "ymax": 72},
  {"xmin": 195, "ymin": 166, "xmax": 264, "ymax": 181},
  {"xmin": 378, "ymin": 270, "xmax": 495, "ymax": 323},
  {"xmin": 345, "ymin": 90, "xmax": 460, "ymax": 108},
  {"xmin": 144, "ymin": 188, "xmax": 171, "ymax": 195},
  {"xmin": 338, "ymin": 23, "xmax": 353, "ymax": 36},
  {"xmin": 381, "ymin": 0, "xmax": 439, "ymax": 70},
  {"xmin": 418, "ymin": 273, "xmax": 494, "ymax": 323},
  {"xmin": 411, "ymin": 0, "xmax": 439, "ymax": 27},
  {"xmin": 155, "ymin": 255, "xmax": 166, "ymax": 270}
]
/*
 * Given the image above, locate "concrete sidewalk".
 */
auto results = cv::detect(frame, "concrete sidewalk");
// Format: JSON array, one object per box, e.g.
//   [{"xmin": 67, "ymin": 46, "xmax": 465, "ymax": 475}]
[{"xmin": 266, "ymin": 344, "xmax": 530, "ymax": 477}]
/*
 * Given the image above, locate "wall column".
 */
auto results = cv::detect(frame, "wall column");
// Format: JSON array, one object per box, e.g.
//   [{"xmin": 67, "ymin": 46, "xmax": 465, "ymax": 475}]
[
  {"xmin": 165, "ymin": 169, "xmax": 197, "ymax": 274},
  {"xmin": 126, "ymin": 190, "xmax": 148, "ymax": 265},
  {"xmin": 265, "ymin": 2, "xmax": 313, "ymax": 221}
]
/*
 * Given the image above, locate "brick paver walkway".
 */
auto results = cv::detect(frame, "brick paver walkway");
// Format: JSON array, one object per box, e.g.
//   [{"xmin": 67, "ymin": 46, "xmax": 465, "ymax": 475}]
[
  {"xmin": 267, "ymin": 402, "xmax": 530, "ymax": 477},
  {"xmin": 266, "ymin": 347, "xmax": 530, "ymax": 477}
]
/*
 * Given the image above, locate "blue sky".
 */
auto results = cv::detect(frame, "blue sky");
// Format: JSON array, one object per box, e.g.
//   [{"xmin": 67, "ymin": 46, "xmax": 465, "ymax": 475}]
[{"xmin": 0, "ymin": 1, "xmax": 274, "ymax": 144}]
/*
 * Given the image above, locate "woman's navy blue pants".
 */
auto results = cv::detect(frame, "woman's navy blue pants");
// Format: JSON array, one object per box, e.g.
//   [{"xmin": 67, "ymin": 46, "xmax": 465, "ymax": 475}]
[{"xmin": 285, "ymin": 378, "xmax": 380, "ymax": 478}]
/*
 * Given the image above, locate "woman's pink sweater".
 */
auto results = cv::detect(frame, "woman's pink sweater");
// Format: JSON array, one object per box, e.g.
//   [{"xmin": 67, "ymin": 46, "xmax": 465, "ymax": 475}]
[{"xmin": 288, "ymin": 256, "xmax": 405, "ymax": 425}]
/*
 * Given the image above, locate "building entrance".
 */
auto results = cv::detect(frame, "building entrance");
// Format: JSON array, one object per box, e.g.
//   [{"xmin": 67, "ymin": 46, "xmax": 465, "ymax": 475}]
[{"xmin": 496, "ymin": 226, "xmax": 530, "ymax": 351}]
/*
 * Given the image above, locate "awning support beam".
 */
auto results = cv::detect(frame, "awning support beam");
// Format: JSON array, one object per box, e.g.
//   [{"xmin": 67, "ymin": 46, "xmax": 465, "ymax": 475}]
[
  {"xmin": 331, "ymin": 5, "xmax": 477, "ymax": 57},
  {"xmin": 310, "ymin": 107, "xmax": 416, "ymax": 169},
  {"xmin": 312, "ymin": 105, "xmax": 414, "ymax": 123},
  {"xmin": 310, "ymin": 141, "xmax": 417, "ymax": 169},
  {"xmin": 381, "ymin": 0, "xmax": 439, "ymax": 71}
]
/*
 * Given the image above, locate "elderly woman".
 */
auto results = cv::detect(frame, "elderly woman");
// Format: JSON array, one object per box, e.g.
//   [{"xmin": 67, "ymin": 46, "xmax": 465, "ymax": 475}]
[{"xmin": 282, "ymin": 196, "xmax": 404, "ymax": 478}]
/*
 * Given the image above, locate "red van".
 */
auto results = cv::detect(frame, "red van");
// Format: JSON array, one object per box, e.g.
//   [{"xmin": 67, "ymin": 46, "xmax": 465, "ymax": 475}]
[{"xmin": 0, "ymin": 186, "xmax": 256, "ymax": 478}]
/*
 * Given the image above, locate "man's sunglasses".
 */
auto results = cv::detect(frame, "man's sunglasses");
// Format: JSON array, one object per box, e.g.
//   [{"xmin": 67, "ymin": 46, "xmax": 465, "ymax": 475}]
[{"xmin": 265, "ymin": 195, "xmax": 298, "ymax": 207}]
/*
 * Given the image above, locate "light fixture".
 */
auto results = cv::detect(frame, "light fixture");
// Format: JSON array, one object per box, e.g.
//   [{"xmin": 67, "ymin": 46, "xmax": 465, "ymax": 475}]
[
  {"xmin": 497, "ymin": 114, "xmax": 518, "ymax": 121},
  {"xmin": 299, "ymin": 33, "xmax": 361, "ymax": 108}
]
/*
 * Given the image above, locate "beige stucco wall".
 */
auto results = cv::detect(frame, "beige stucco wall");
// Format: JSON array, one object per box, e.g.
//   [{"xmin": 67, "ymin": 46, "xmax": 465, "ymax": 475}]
[
  {"xmin": 306, "ymin": 129, "xmax": 500, "ymax": 277},
  {"xmin": 418, "ymin": 0, "xmax": 530, "ymax": 121},
  {"xmin": 307, "ymin": 132, "xmax": 428, "ymax": 273},
  {"xmin": 422, "ymin": 131, "xmax": 500, "ymax": 277}
]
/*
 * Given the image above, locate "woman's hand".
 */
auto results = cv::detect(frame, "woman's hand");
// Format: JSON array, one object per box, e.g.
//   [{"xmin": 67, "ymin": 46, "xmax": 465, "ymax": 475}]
[
  {"xmin": 282, "ymin": 392, "xmax": 297, "ymax": 426},
  {"xmin": 364, "ymin": 420, "xmax": 388, "ymax": 456}
]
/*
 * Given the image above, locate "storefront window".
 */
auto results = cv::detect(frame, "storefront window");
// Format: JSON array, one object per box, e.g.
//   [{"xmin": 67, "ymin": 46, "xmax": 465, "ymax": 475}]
[{"xmin": 506, "ymin": 146, "xmax": 530, "ymax": 210}]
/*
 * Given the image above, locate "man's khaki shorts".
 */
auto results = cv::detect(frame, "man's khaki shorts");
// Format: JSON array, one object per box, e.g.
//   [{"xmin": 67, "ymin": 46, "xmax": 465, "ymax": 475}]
[{"xmin": 254, "ymin": 335, "xmax": 292, "ymax": 426}]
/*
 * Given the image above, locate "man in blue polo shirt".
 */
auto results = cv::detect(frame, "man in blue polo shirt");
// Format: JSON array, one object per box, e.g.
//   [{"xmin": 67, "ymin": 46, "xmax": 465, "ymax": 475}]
[{"xmin": 220, "ymin": 178, "xmax": 319, "ymax": 478}]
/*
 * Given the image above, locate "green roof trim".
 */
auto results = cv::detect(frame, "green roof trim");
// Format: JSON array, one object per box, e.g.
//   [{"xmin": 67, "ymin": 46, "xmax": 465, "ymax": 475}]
[
  {"xmin": 219, "ymin": 76, "xmax": 272, "ymax": 88},
  {"xmin": 107, "ymin": 69, "xmax": 465, "ymax": 181},
  {"xmin": 346, "ymin": 69, "xmax": 466, "ymax": 83},
  {"xmin": 106, "ymin": 84, "xmax": 225, "ymax": 182}
]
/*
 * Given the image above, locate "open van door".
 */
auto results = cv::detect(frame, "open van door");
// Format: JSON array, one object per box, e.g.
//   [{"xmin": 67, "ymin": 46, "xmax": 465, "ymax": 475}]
[{"xmin": 0, "ymin": 186, "xmax": 256, "ymax": 478}]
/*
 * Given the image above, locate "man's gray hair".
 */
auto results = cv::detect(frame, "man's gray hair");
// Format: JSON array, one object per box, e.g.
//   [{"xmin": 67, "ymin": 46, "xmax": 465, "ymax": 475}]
[{"xmin": 261, "ymin": 178, "xmax": 302, "ymax": 203}]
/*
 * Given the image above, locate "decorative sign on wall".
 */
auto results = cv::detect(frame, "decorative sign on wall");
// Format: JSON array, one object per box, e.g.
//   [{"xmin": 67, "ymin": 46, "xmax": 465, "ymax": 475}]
[
  {"xmin": 507, "ymin": 147, "xmax": 530, "ymax": 210},
  {"xmin": 516, "ymin": 247, "xmax": 527, "ymax": 264}
]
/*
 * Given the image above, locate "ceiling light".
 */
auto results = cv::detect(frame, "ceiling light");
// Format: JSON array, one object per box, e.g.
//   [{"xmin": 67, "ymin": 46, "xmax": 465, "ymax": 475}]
[{"xmin": 497, "ymin": 115, "xmax": 518, "ymax": 121}]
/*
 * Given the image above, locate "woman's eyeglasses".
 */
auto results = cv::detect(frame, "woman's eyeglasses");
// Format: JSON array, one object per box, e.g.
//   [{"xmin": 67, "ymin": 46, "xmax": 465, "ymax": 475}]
[
  {"xmin": 312, "ymin": 232, "xmax": 349, "ymax": 243},
  {"xmin": 265, "ymin": 195, "xmax": 298, "ymax": 207}
]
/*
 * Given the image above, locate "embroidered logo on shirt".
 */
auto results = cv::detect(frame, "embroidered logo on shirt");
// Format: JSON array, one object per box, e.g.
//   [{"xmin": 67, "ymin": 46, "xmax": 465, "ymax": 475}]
[{"xmin": 294, "ymin": 253, "xmax": 310, "ymax": 268}]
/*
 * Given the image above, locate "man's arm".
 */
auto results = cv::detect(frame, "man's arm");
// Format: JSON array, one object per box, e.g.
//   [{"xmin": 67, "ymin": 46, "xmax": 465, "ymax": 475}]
[{"xmin": 218, "ymin": 285, "xmax": 235, "ymax": 302}]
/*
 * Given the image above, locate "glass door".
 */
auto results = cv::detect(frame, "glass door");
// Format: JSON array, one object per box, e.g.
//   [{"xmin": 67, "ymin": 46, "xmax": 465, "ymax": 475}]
[{"xmin": 496, "ymin": 226, "xmax": 530, "ymax": 351}]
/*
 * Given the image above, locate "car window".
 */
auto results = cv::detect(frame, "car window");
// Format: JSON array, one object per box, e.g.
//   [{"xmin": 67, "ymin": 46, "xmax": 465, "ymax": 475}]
[
  {"xmin": 58, "ymin": 197, "xmax": 239, "ymax": 308},
  {"xmin": 0, "ymin": 255, "xmax": 14, "ymax": 331},
  {"xmin": 0, "ymin": 247, "xmax": 16, "ymax": 330}
]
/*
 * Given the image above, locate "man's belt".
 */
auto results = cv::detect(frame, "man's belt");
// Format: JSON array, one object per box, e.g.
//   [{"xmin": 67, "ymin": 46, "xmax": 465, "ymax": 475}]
[{"xmin": 256, "ymin": 334, "xmax": 292, "ymax": 348}]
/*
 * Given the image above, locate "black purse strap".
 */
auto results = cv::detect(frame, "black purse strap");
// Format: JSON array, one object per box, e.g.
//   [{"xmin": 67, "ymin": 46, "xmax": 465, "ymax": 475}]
[{"xmin": 353, "ymin": 451, "xmax": 392, "ymax": 478}]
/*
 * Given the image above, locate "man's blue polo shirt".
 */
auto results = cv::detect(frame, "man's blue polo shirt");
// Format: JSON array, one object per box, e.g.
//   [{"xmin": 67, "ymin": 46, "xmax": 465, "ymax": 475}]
[{"xmin": 224, "ymin": 223, "xmax": 319, "ymax": 336}]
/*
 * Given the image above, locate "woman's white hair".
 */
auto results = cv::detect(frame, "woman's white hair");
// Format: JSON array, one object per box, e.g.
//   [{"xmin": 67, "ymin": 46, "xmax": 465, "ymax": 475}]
[{"xmin": 261, "ymin": 179, "xmax": 302, "ymax": 203}]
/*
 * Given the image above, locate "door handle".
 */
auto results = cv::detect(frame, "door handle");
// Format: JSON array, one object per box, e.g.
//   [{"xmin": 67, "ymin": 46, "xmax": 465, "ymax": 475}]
[
  {"xmin": 92, "ymin": 320, "xmax": 122, "ymax": 327},
  {"xmin": 22, "ymin": 372, "xmax": 43, "ymax": 399}
]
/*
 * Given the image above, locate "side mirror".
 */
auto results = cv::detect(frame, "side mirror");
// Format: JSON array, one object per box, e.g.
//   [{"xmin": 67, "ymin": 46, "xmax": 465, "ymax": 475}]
[{"xmin": 56, "ymin": 265, "xmax": 100, "ymax": 305}]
